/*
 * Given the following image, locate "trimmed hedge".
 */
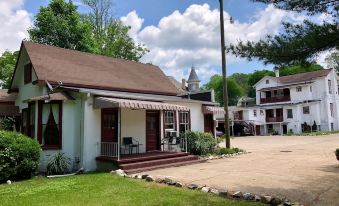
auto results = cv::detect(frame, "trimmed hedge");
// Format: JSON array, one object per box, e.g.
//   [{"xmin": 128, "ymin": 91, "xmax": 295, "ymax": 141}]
[
  {"xmin": 181, "ymin": 131, "xmax": 218, "ymax": 155},
  {"xmin": 0, "ymin": 131, "xmax": 41, "ymax": 183}
]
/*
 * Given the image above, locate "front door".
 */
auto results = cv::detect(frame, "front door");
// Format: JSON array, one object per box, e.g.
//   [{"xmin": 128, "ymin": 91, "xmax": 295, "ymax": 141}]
[
  {"xmin": 101, "ymin": 108, "xmax": 118, "ymax": 142},
  {"xmin": 204, "ymin": 114, "xmax": 214, "ymax": 135},
  {"xmin": 255, "ymin": 125, "xmax": 261, "ymax": 136},
  {"xmin": 146, "ymin": 111, "xmax": 160, "ymax": 151}
]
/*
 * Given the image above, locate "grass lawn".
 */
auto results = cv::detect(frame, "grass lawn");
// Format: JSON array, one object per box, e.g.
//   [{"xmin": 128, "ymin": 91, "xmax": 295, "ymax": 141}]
[{"xmin": 0, "ymin": 173, "xmax": 264, "ymax": 206}]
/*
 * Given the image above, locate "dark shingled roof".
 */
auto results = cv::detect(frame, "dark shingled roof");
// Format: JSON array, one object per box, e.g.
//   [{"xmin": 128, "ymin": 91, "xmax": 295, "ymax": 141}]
[
  {"xmin": 276, "ymin": 69, "xmax": 332, "ymax": 84},
  {"xmin": 19, "ymin": 41, "xmax": 178, "ymax": 95},
  {"xmin": 0, "ymin": 90, "xmax": 19, "ymax": 116},
  {"xmin": 0, "ymin": 89, "xmax": 17, "ymax": 103},
  {"xmin": 188, "ymin": 68, "xmax": 200, "ymax": 82}
]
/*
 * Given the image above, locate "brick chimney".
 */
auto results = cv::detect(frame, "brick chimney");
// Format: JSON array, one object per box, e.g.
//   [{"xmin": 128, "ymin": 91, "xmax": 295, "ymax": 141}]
[
  {"xmin": 274, "ymin": 66, "xmax": 280, "ymax": 77},
  {"xmin": 182, "ymin": 78, "xmax": 187, "ymax": 90}
]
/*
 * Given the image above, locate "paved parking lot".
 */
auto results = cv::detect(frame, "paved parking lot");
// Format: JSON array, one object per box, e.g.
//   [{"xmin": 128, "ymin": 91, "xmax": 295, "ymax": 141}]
[{"xmin": 145, "ymin": 135, "xmax": 339, "ymax": 206}]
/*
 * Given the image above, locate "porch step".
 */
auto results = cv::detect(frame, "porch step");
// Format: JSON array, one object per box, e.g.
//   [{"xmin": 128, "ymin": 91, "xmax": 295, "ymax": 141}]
[
  {"xmin": 124, "ymin": 158, "xmax": 206, "ymax": 174},
  {"xmin": 120, "ymin": 155, "xmax": 200, "ymax": 171},
  {"xmin": 117, "ymin": 152, "xmax": 189, "ymax": 164}
]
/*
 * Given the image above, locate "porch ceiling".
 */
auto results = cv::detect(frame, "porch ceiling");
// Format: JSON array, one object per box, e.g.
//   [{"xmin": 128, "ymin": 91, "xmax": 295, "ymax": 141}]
[{"xmin": 94, "ymin": 97, "xmax": 190, "ymax": 111}]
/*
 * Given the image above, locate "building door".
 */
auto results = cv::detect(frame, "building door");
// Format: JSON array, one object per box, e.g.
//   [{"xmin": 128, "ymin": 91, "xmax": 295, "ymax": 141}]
[
  {"xmin": 204, "ymin": 114, "xmax": 214, "ymax": 135},
  {"xmin": 255, "ymin": 125, "xmax": 261, "ymax": 136},
  {"xmin": 283, "ymin": 125, "xmax": 288, "ymax": 134},
  {"xmin": 101, "ymin": 108, "xmax": 118, "ymax": 142},
  {"xmin": 146, "ymin": 111, "xmax": 160, "ymax": 151}
]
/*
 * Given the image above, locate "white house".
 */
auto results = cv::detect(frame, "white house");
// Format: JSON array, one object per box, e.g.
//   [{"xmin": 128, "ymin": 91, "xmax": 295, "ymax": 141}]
[
  {"xmin": 8, "ymin": 41, "xmax": 223, "ymax": 173},
  {"xmin": 217, "ymin": 68, "xmax": 339, "ymax": 136}
]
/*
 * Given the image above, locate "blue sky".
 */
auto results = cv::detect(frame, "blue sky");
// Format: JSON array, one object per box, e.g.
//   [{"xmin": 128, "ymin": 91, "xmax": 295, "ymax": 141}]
[{"xmin": 3, "ymin": 0, "xmax": 297, "ymax": 83}]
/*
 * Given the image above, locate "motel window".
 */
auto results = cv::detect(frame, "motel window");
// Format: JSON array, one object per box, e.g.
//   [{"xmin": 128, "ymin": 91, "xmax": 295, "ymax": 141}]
[
  {"xmin": 38, "ymin": 101, "xmax": 62, "ymax": 149},
  {"xmin": 266, "ymin": 80, "xmax": 269, "ymax": 84},
  {"xmin": 287, "ymin": 109, "xmax": 293, "ymax": 119},
  {"xmin": 253, "ymin": 110, "xmax": 257, "ymax": 117},
  {"xmin": 296, "ymin": 86, "xmax": 302, "ymax": 92},
  {"xmin": 164, "ymin": 111, "xmax": 175, "ymax": 130},
  {"xmin": 179, "ymin": 111, "xmax": 190, "ymax": 133},
  {"xmin": 328, "ymin": 80, "xmax": 332, "ymax": 94},
  {"xmin": 330, "ymin": 103, "xmax": 334, "ymax": 117},
  {"xmin": 303, "ymin": 106, "xmax": 310, "ymax": 114},
  {"xmin": 260, "ymin": 110, "xmax": 264, "ymax": 116},
  {"xmin": 310, "ymin": 85, "xmax": 312, "ymax": 92},
  {"xmin": 24, "ymin": 63, "xmax": 32, "ymax": 84}
]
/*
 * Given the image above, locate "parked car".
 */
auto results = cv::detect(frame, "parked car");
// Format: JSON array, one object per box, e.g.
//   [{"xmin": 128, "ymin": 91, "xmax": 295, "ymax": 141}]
[{"xmin": 216, "ymin": 130, "xmax": 224, "ymax": 137}]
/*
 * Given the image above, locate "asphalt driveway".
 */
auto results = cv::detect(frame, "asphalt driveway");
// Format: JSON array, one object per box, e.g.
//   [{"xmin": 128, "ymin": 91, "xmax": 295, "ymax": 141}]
[{"xmin": 144, "ymin": 135, "xmax": 339, "ymax": 206}]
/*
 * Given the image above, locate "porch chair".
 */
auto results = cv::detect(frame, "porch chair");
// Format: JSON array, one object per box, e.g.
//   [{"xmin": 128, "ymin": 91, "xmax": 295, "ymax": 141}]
[{"xmin": 122, "ymin": 137, "xmax": 141, "ymax": 154}]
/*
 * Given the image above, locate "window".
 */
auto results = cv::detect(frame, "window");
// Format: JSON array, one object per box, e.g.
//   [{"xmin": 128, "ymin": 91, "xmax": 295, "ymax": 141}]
[
  {"xmin": 296, "ymin": 86, "xmax": 302, "ymax": 92},
  {"xmin": 330, "ymin": 103, "xmax": 334, "ymax": 117},
  {"xmin": 287, "ymin": 109, "xmax": 293, "ymax": 119},
  {"xmin": 21, "ymin": 109, "xmax": 28, "ymax": 135},
  {"xmin": 234, "ymin": 111, "xmax": 239, "ymax": 120},
  {"xmin": 38, "ymin": 101, "xmax": 62, "ymax": 149},
  {"xmin": 328, "ymin": 80, "xmax": 332, "ymax": 94},
  {"xmin": 179, "ymin": 111, "xmax": 190, "ymax": 133},
  {"xmin": 24, "ymin": 63, "xmax": 32, "ymax": 84},
  {"xmin": 253, "ymin": 110, "xmax": 257, "ymax": 117},
  {"xmin": 260, "ymin": 110, "xmax": 264, "ymax": 116},
  {"xmin": 21, "ymin": 102, "xmax": 35, "ymax": 138},
  {"xmin": 331, "ymin": 123, "xmax": 334, "ymax": 131},
  {"xmin": 310, "ymin": 85, "xmax": 312, "ymax": 92},
  {"xmin": 303, "ymin": 106, "xmax": 310, "ymax": 114},
  {"xmin": 266, "ymin": 79, "xmax": 269, "ymax": 84},
  {"xmin": 164, "ymin": 111, "xmax": 175, "ymax": 130}
]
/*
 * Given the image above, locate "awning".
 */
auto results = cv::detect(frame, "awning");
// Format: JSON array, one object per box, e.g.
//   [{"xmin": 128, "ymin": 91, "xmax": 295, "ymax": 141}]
[
  {"xmin": 202, "ymin": 106, "xmax": 225, "ymax": 114},
  {"xmin": 94, "ymin": 97, "xmax": 190, "ymax": 111}
]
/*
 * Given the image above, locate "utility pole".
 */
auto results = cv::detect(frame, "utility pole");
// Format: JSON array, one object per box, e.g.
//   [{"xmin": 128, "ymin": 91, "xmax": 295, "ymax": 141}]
[{"xmin": 219, "ymin": 0, "xmax": 231, "ymax": 148}]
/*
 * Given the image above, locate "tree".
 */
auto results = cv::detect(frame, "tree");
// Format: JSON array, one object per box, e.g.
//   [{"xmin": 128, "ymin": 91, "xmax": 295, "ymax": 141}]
[
  {"xmin": 228, "ymin": 0, "xmax": 338, "ymax": 66},
  {"xmin": 325, "ymin": 52, "xmax": 339, "ymax": 72},
  {"xmin": 247, "ymin": 70, "xmax": 274, "ymax": 97},
  {"xmin": 82, "ymin": 0, "xmax": 148, "ymax": 61},
  {"xmin": 204, "ymin": 75, "xmax": 244, "ymax": 106},
  {"xmin": 28, "ymin": 0, "xmax": 96, "ymax": 52},
  {"xmin": 279, "ymin": 64, "xmax": 322, "ymax": 76},
  {"xmin": 0, "ymin": 51, "xmax": 18, "ymax": 89}
]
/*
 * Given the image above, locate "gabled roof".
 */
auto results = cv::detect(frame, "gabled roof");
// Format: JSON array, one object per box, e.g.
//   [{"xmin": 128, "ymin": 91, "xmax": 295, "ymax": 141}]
[
  {"xmin": 11, "ymin": 41, "xmax": 178, "ymax": 95},
  {"xmin": 187, "ymin": 68, "xmax": 200, "ymax": 82},
  {"xmin": 276, "ymin": 69, "xmax": 331, "ymax": 84}
]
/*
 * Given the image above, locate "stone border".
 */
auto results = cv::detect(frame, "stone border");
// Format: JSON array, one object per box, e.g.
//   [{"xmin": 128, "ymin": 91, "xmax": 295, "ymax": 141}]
[
  {"xmin": 113, "ymin": 169, "xmax": 303, "ymax": 206},
  {"xmin": 202, "ymin": 151, "xmax": 249, "ymax": 160}
]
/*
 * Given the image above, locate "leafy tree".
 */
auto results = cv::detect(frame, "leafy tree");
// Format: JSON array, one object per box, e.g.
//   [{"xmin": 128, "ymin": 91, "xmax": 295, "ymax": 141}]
[
  {"xmin": 229, "ymin": 73, "xmax": 250, "ymax": 94},
  {"xmin": 28, "ymin": 0, "xmax": 96, "ymax": 52},
  {"xmin": 247, "ymin": 70, "xmax": 274, "ymax": 97},
  {"xmin": 325, "ymin": 52, "xmax": 339, "ymax": 72},
  {"xmin": 204, "ymin": 75, "xmax": 244, "ymax": 106},
  {"xmin": 0, "ymin": 51, "xmax": 18, "ymax": 89},
  {"xmin": 228, "ymin": 0, "xmax": 339, "ymax": 66},
  {"xmin": 279, "ymin": 64, "xmax": 322, "ymax": 76},
  {"xmin": 82, "ymin": 0, "xmax": 148, "ymax": 61}
]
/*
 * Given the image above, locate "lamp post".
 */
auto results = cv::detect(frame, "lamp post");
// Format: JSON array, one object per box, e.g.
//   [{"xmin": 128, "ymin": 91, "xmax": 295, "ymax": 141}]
[{"xmin": 219, "ymin": 0, "xmax": 233, "ymax": 148}]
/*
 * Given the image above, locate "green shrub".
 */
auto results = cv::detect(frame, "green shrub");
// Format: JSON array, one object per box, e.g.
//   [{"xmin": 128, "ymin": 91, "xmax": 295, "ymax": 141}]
[
  {"xmin": 0, "ymin": 131, "xmax": 41, "ymax": 183},
  {"xmin": 46, "ymin": 152, "xmax": 71, "ymax": 175},
  {"xmin": 181, "ymin": 131, "xmax": 218, "ymax": 156},
  {"xmin": 336, "ymin": 148, "xmax": 339, "ymax": 155},
  {"xmin": 215, "ymin": 147, "xmax": 244, "ymax": 155}
]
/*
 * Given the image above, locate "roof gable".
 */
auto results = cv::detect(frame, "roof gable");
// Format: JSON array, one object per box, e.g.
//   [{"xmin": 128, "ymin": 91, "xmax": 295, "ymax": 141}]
[{"xmin": 16, "ymin": 41, "xmax": 178, "ymax": 95}]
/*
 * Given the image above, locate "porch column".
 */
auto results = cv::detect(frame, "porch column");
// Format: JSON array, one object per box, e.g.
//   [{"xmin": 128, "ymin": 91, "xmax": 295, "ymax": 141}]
[{"xmin": 118, "ymin": 107, "xmax": 121, "ymax": 160}]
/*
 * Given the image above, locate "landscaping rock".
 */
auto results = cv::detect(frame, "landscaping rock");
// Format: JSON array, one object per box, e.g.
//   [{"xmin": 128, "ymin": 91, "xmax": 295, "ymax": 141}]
[
  {"xmin": 232, "ymin": 191, "xmax": 243, "ymax": 198},
  {"xmin": 283, "ymin": 201, "xmax": 292, "ymax": 206},
  {"xmin": 261, "ymin": 195, "xmax": 272, "ymax": 204},
  {"xmin": 145, "ymin": 176, "xmax": 154, "ymax": 182},
  {"xmin": 164, "ymin": 178, "xmax": 176, "ymax": 185},
  {"xmin": 201, "ymin": 186, "xmax": 210, "ymax": 193},
  {"xmin": 218, "ymin": 190, "xmax": 228, "ymax": 197},
  {"xmin": 136, "ymin": 175, "xmax": 143, "ymax": 179},
  {"xmin": 114, "ymin": 169, "xmax": 127, "ymax": 177},
  {"xmin": 6, "ymin": 180, "xmax": 11, "ymax": 185},
  {"xmin": 270, "ymin": 197, "xmax": 283, "ymax": 206},
  {"xmin": 141, "ymin": 174, "xmax": 149, "ymax": 179},
  {"xmin": 175, "ymin": 182, "xmax": 184, "ymax": 187},
  {"xmin": 197, "ymin": 184, "xmax": 206, "ymax": 190},
  {"xmin": 155, "ymin": 178, "xmax": 164, "ymax": 183},
  {"xmin": 210, "ymin": 188, "xmax": 219, "ymax": 195},
  {"xmin": 187, "ymin": 184, "xmax": 199, "ymax": 190},
  {"xmin": 243, "ymin": 193, "xmax": 255, "ymax": 201},
  {"xmin": 254, "ymin": 195, "xmax": 261, "ymax": 202}
]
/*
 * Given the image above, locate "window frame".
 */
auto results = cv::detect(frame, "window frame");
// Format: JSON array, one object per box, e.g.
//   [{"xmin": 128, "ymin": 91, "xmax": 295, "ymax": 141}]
[
  {"xmin": 287, "ymin": 109, "xmax": 293, "ymax": 119},
  {"xmin": 37, "ymin": 100, "xmax": 63, "ymax": 150},
  {"xmin": 253, "ymin": 110, "xmax": 257, "ymax": 117},
  {"xmin": 303, "ymin": 106, "xmax": 310, "ymax": 114},
  {"xmin": 296, "ymin": 86, "xmax": 302, "ymax": 92},
  {"xmin": 24, "ymin": 63, "xmax": 32, "ymax": 84},
  {"xmin": 328, "ymin": 80, "xmax": 332, "ymax": 94},
  {"xmin": 330, "ymin": 103, "xmax": 334, "ymax": 117},
  {"xmin": 179, "ymin": 111, "xmax": 190, "ymax": 133},
  {"xmin": 164, "ymin": 110, "xmax": 176, "ymax": 130}
]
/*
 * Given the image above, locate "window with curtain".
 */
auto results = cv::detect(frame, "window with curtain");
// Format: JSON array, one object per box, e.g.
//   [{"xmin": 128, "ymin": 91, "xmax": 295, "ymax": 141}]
[
  {"xmin": 164, "ymin": 111, "xmax": 175, "ymax": 130},
  {"xmin": 38, "ymin": 101, "xmax": 62, "ymax": 149},
  {"xmin": 28, "ymin": 102, "xmax": 35, "ymax": 138},
  {"xmin": 179, "ymin": 111, "xmax": 190, "ymax": 133}
]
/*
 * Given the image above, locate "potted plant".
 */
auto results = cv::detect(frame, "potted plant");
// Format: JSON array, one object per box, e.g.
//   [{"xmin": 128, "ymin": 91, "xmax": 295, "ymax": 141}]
[{"xmin": 335, "ymin": 148, "xmax": 339, "ymax": 161}]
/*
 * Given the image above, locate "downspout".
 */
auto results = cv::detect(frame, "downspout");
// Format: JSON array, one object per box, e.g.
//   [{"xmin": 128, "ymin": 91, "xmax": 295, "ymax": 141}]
[{"xmin": 79, "ymin": 94, "xmax": 85, "ymax": 170}]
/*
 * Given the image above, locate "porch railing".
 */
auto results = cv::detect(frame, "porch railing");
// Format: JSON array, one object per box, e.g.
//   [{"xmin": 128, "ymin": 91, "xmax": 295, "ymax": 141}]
[
  {"xmin": 99, "ymin": 142, "xmax": 119, "ymax": 157},
  {"xmin": 161, "ymin": 137, "xmax": 188, "ymax": 153}
]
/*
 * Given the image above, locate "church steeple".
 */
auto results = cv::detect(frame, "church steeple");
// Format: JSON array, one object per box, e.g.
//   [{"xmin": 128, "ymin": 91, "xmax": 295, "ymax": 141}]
[{"xmin": 187, "ymin": 67, "xmax": 200, "ymax": 92}]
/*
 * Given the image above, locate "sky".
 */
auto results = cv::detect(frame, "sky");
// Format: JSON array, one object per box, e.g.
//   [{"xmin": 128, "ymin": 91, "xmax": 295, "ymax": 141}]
[{"xmin": 0, "ymin": 0, "xmax": 330, "ymax": 84}]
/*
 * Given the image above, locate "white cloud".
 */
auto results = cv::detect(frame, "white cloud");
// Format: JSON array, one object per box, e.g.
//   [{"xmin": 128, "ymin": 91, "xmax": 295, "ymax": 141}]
[
  {"xmin": 0, "ymin": 0, "xmax": 32, "ymax": 54},
  {"xmin": 120, "ymin": 10, "xmax": 144, "ymax": 41},
  {"xmin": 121, "ymin": 4, "xmax": 307, "ymax": 83}
]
